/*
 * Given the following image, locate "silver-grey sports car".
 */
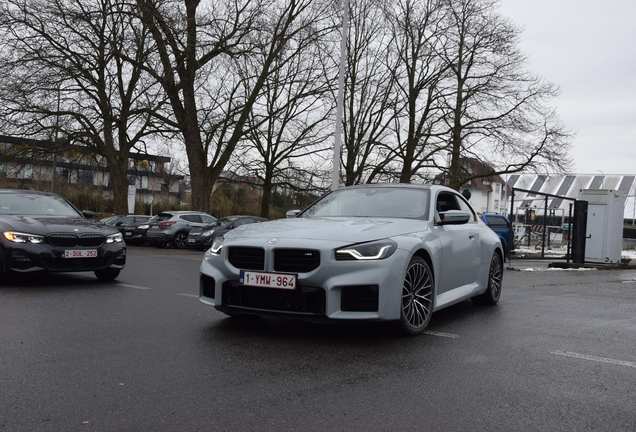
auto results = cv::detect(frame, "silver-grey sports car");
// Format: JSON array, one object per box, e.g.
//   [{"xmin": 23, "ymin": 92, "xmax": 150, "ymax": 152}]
[{"xmin": 199, "ymin": 184, "xmax": 503, "ymax": 335}]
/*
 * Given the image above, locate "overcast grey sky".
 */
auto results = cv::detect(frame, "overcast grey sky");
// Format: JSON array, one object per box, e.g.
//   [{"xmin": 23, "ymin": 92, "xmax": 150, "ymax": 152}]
[{"xmin": 498, "ymin": 0, "xmax": 636, "ymax": 175}]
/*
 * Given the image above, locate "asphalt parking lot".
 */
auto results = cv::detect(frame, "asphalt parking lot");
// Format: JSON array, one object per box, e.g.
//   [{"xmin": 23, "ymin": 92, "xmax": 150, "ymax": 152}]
[{"xmin": 1, "ymin": 246, "xmax": 635, "ymax": 431}]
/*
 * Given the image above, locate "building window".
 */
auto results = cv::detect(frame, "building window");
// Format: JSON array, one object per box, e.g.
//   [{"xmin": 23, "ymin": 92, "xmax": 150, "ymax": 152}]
[
  {"xmin": 494, "ymin": 199, "xmax": 499, "ymax": 210},
  {"xmin": 495, "ymin": 183, "xmax": 500, "ymax": 194}
]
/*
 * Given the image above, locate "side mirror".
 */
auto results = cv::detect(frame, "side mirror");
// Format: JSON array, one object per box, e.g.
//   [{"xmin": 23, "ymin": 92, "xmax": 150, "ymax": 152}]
[
  {"xmin": 286, "ymin": 210, "xmax": 301, "ymax": 218},
  {"xmin": 82, "ymin": 210, "xmax": 94, "ymax": 219},
  {"xmin": 438, "ymin": 210, "xmax": 471, "ymax": 225}
]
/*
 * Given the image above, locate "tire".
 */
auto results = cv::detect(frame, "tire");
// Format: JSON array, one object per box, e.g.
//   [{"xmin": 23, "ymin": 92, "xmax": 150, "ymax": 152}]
[
  {"xmin": 0, "ymin": 247, "xmax": 11, "ymax": 285},
  {"xmin": 472, "ymin": 252, "xmax": 503, "ymax": 305},
  {"xmin": 172, "ymin": 232, "xmax": 189, "ymax": 249},
  {"xmin": 399, "ymin": 256, "xmax": 434, "ymax": 336},
  {"xmin": 94, "ymin": 269, "xmax": 121, "ymax": 281}
]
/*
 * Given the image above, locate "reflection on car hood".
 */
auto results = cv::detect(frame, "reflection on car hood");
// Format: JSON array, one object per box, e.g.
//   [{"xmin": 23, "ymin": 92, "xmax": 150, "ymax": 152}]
[
  {"xmin": 226, "ymin": 217, "xmax": 428, "ymax": 243},
  {"xmin": 0, "ymin": 215, "xmax": 118, "ymax": 235}
]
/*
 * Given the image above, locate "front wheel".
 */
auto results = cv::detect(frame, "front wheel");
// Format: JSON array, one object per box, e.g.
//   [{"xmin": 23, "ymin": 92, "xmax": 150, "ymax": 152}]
[
  {"xmin": 94, "ymin": 269, "xmax": 121, "ymax": 281},
  {"xmin": 172, "ymin": 232, "xmax": 188, "ymax": 249},
  {"xmin": 399, "ymin": 256, "xmax": 434, "ymax": 336},
  {"xmin": 472, "ymin": 252, "xmax": 503, "ymax": 305}
]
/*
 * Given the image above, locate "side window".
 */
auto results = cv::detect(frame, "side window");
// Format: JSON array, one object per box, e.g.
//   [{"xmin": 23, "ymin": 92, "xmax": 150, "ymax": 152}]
[
  {"xmin": 201, "ymin": 215, "xmax": 215, "ymax": 224},
  {"xmin": 436, "ymin": 192, "xmax": 476, "ymax": 222},
  {"xmin": 456, "ymin": 195, "xmax": 477, "ymax": 222},
  {"xmin": 436, "ymin": 192, "xmax": 461, "ymax": 212},
  {"xmin": 181, "ymin": 214, "xmax": 202, "ymax": 223}
]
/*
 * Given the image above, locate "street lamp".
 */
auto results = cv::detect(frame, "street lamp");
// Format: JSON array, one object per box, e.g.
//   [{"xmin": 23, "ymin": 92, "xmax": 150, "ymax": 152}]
[{"xmin": 331, "ymin": 0, "xmax": 349, "ymax": 191}]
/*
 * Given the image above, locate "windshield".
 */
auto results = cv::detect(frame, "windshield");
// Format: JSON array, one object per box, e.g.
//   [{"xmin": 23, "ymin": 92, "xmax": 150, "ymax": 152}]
[
  {"xmin": 206, "ymin": 217, "xmax": 237, "ymax": 228},
  {"xmin": 0, "ymin": 193, "xmax": 82, "ymax": 217},
  {"xmin": 300, "ymin": 187, "xmax": 430, "ymax": 219}
]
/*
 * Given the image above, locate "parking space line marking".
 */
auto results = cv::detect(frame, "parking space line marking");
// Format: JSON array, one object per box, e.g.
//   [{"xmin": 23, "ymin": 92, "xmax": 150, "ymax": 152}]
[
  {"xmin": 424, "ymin": 330, "xmax": 460, "ymax": 338},
  {"xmin": 117, "ymin": 283, "xmax": 151, "ymax": 290},
  {"xmin": 178, "ymin": 293, "xmax": 199, "ymax": 298},
  {"xmin": 552, "ymin": 350, "xmax": 636, "ymax": 368}
]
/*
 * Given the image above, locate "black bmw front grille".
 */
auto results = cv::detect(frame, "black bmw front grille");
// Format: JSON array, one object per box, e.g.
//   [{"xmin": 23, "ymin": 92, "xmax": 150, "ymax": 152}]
[
  {"xmin": 274, "ymin": 249, "xmax": 320, "ymax": 273},
  {"xmin": 228, "ymin": 247, "xmax": 265, "ymax": 270},
  {"xmin": 47, "ymin": 233, "xmax": 106, "ymax": 248}
]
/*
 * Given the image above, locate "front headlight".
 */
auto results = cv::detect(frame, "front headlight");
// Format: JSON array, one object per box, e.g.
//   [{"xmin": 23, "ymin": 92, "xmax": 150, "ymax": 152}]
[
  {"xmin": 335, "ymin": 239, "xmax": 397, "ymax": 260},
  {"xmin": 3, "ymin": 231, "xmax": 45, "ymax": 244},
  {"xmin": 138, "ymin": 224, "xmax": 149, "ymax": 230},
  {"xmin": 209, "ymin": 236, "xmax": 224, "ymax": 254},
  {"xmin": 202, "ymin": 229, "xmax": 215, "ymax": 237},
  {"xmin": 106, "ymin": 233, "xmax": 124, "ymax": 243}
]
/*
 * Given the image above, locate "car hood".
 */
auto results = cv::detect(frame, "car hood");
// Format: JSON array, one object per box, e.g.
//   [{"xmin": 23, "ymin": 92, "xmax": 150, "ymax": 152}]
[
  {"xmin": 0, "ymin": 215, "xmax": 117, "ymax": 235},
  {"xmin": 226, "ymin": 217, "xmax": 428, "ymax": 243}
]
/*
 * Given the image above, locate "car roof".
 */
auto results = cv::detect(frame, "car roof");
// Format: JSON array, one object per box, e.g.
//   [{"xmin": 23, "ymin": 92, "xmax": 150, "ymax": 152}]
[
  {"xmin": 0, "ymin": 189, "xmax": 59, "ymax": 196},
  {"xmin": 158, "ymin": 210, "xmax": 210, "ymax": 215},
  {"xmin": 338, "ymin": 183, "xmax": 433, "ymax": 191}
]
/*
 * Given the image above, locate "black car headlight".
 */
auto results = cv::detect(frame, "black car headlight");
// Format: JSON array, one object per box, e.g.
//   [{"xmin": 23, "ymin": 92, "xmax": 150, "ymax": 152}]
[
  {"xmin": 138, "ymin": 224, "xmax": 149, "ymax": 230},
  {"xmin": 210, "ymin": 236, "xmax": 224, "ymax": 254},
  {"xmin": 335, "ymin": 239, "xmax": 397, "ymax": 261},
  {"xmin": 106, "ymin": 233, "xmax": 124, "ymax": 243},
  {"xmin": 202, "ymin": 229, "xmax": 215, "ymax": 237},
  {"xmin": 3, "ymin": 231, "xmax": 45, "ymax": 244}
]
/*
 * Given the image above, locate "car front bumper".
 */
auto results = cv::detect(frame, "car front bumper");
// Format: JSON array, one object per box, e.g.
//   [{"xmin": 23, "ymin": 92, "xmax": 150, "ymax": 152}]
[
  {"xmin": 199, "ymin": 245, "xmax": 409, "ymax": 322},
  {"xmin": 2, "ymin": 241, "xmax": 126, "ymax": 273}
]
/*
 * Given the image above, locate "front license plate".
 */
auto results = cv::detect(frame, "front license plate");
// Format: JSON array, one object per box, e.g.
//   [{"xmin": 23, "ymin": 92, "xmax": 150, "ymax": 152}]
[
  {"xmin": 62, "ymin": 249, "xmax": 98, "ymax": 258},
  {"xmin": 239, "ymin": 270, "xmax": 297, "ymax": 290},
  {"xmin": 125, "ymin": 232, "xmax": 132, "ymax": 236},
  {"xmin": 188, "ymin": 238, "xmax": 196, "ymax": 243}
]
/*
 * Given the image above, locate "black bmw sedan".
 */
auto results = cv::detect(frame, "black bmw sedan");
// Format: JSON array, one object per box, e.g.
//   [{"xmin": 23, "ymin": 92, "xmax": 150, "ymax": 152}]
[{"xmin": 0, "ymin": 189, "xmax": 126, "ymax": 281}]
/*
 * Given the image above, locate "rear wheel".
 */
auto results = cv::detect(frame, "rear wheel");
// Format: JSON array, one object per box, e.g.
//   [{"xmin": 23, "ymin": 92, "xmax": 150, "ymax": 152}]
[
  {"xmin": 399, "ymin": 256, "xmax": 434, "ymax": 336},
  {"xmin": 472, "ymin": 252, "xmax": 503, "ymax": 305},
  {"xmin": 94, "ymin": 269, "xmax": 120, "ymax": 281},
  {"xmin": 172, "ymin": 232, "xmax": 188, "ymax": 249}
]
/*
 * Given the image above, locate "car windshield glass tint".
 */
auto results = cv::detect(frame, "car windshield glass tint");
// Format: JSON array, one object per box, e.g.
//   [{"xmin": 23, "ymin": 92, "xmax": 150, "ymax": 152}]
[
  {"xmin": 301, "ymin": 187, "xmax": 430, "ymax": 219},
  {"xmin": 1, "ymin": 193, "xmax": 81, "ymax": 216},
  {"xmin": 155, "ymin": 214, "xmax": 173, "ymax": 222},
  {"xmin": 486, "ymin": 216, "xmax": 508, "ymax": 227},
  {"xmin": 215, "ymin": 218, "xmax": 235, "ymax": 227}
]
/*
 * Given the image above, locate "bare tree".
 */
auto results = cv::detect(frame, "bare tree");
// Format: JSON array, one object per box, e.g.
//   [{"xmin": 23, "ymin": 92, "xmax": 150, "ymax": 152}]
[
  {"xmin": 435, "ymin": 0, "xmax": 572, "ymax": 190},
  {"xmin": 382, "ymin": 0, "xmax": 450, "ymax": 184},
  {"xmin": 234, "ymin": 23, "xmax": 335, "ymax": 218},
  {"xmin": 134, "ymin": 0, "xmax": 335, "ymax": 212},
  {"xmin": 0, "ymin": 0, "xmax": 166, "ymax": 213},
  {"xmin": 335, "ymin": 0, "xmax": 400, "ymax": 186}
]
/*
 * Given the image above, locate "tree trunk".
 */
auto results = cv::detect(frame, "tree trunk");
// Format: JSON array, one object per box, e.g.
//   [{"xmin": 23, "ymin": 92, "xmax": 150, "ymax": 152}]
[{"xmin": 109, "ymin": 157, "xmax": 130, "ymax": 214}]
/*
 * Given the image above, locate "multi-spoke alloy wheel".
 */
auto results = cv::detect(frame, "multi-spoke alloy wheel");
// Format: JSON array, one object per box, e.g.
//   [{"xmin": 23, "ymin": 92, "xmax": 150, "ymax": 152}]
[
  {"xmin": 399, "ymin": 256, "xmax": 434, "ymax": 335},
  {"xmin": 472, "ymin": 252, "xmax": 503, "ymax": 305},
  {"xmin": 173, "ymin": 232, "xmax": 188, "ymax": 249}
]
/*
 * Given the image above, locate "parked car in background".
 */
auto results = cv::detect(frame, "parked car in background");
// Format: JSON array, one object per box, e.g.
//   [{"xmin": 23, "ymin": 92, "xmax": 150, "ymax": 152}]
[
  {"xmin": 146, "ymin": 211, "xmax": 216, "ymax": 249},
  {"xmin": 187, "ymin": 216, "xmax": 268, "ymax": 250},
  {"xmin": 120, "ymin": 216, "xmax": 155, "ymax": 246},
  {"xmin": 101, "ymin": 215, "xmax": 127, "ymax": 225},
  {"xmin": 0, "ymin": 189, "xmax": 126, "ymax": 281},
  {"xmin": 199, "ymin": 184, "xmax": 504, "ymax": 335},
  {"xmin": 480, "ymin": 213, "xmax": 514, "ymax": 256}
]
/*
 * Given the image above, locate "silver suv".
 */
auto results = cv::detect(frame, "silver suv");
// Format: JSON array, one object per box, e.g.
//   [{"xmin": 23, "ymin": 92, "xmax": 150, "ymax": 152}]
[{"xmin": 146, "ymin": 211, "xmax": 216, "ymax": 249}]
